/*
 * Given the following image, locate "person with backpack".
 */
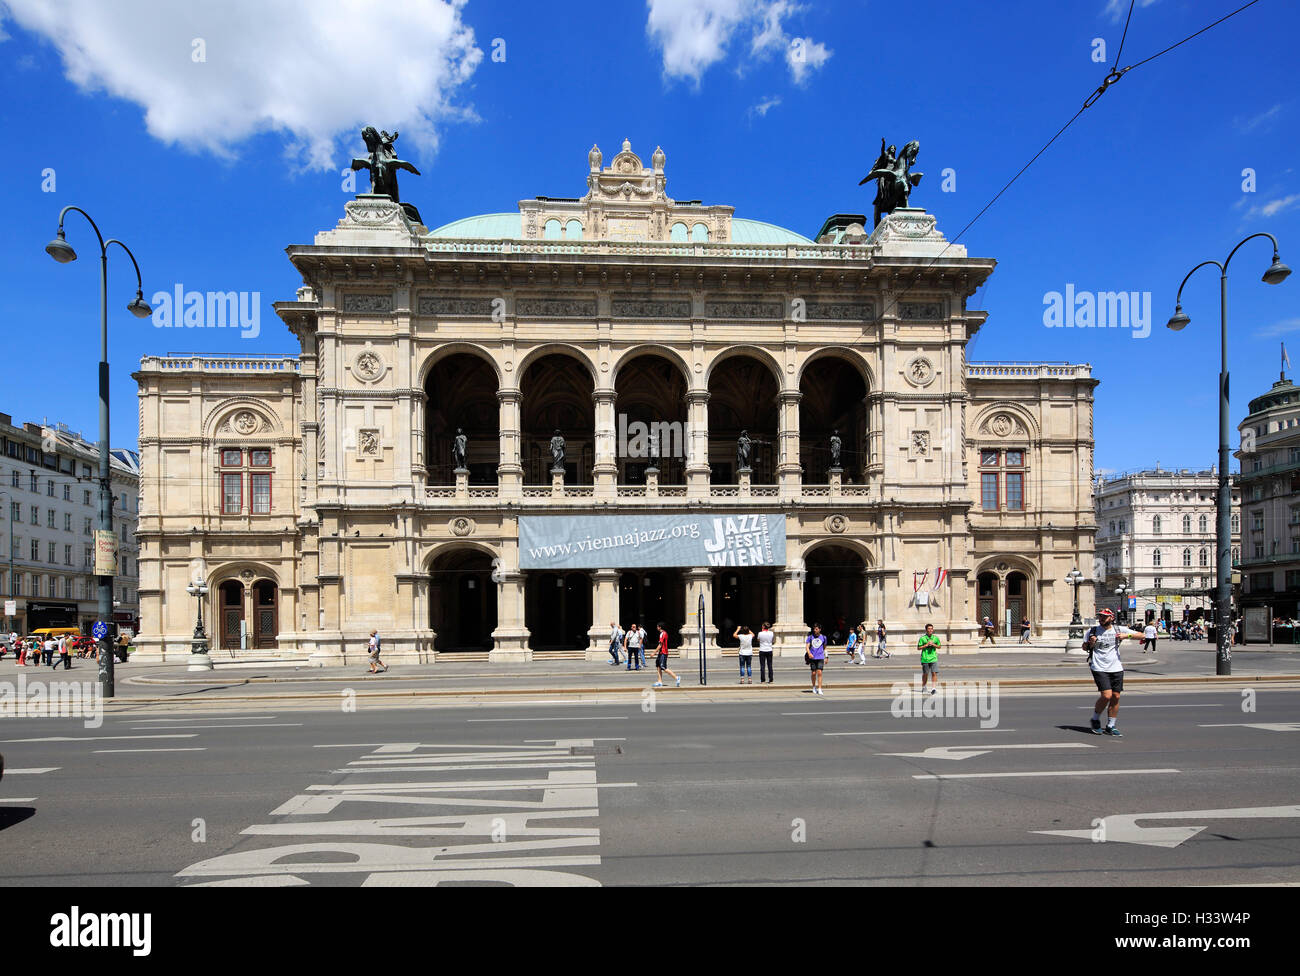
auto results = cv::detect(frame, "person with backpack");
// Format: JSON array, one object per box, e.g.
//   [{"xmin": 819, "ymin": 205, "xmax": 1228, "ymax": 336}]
[
  {"xmin": 980, "ymin": 616, "xmax": 997, "ymax": 645},
  {"xmin": 367, "ymin": 630, "xmax": 387, "ymax": 674},
  {"xmin": 607, "ymin": 620, "xmax": 624, "ymax": 666},
  {"xmin": 875, "ymin": 619, "xmax": 890, "ymax": 659},
  {"xmin": 734, "ymin": 624, "xmax": 754, "ymax": 683},
  {"xmin": 1082, "ymin": 607, "xmax": 1139, "ymax": 737}
]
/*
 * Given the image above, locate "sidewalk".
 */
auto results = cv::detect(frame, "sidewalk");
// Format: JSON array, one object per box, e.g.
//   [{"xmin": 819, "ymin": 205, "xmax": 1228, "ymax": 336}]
[{"xmin": 3, "ymin": 642, "xmax": 1298, "ymax": 701}]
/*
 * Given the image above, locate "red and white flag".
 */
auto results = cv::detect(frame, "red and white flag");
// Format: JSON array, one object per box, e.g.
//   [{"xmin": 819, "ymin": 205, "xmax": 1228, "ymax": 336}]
[{"xmin": 932, "ymin": 567, "xmax": 948, "ymax": 590}]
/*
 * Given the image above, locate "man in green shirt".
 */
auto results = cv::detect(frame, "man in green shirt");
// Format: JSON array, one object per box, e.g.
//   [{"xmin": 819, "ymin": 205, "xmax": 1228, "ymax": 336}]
[{"xmin": 918, "ymin": 623, "xmax": 941, "ymax": 696}]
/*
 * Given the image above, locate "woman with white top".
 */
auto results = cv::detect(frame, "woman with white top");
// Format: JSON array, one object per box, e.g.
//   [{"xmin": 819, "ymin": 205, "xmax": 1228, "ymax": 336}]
[{"xmin": 734, "ymin": 625, "xmax": 754, "ymax": 684}]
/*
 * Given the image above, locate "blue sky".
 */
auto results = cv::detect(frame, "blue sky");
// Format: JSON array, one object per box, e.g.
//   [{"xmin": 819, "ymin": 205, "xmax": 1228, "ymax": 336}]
[{"xmin": 1, "ymin": 0, "xmax": 1297, "ymax": 476}]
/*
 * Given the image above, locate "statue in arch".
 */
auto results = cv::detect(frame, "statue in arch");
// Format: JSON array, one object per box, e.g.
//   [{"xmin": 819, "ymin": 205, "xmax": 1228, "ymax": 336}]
[
  {"xmin": 453, "ymin": 428, "xmax": 468, "ymax": 470},
  {"xmin": 550, "ymin": 429, "xmax": 566, "ymax": 472}
]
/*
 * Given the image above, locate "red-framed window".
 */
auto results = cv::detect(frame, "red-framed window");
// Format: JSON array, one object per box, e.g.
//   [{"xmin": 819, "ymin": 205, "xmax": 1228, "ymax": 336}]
[
  {"xmin": 219, "ymin": 448, "xmax": 273, "ymax": 515},
  {"xmin": 980, "ymin": 448, "xmax": 1027, "ymax": 512}
]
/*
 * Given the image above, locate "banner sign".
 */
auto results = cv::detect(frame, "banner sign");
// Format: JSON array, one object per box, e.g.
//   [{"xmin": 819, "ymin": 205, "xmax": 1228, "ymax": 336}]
[
  {"xmin": 519, "ymin": 513, "xmax": 786, "ymax": 570},
  {"xmin": 93, "ymin": 530, "xmax": 118, "ymax": 576}
]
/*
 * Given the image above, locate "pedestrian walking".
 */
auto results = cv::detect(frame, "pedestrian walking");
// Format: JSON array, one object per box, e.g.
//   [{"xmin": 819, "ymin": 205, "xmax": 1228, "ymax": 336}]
[
  {"xmin": 980, "ymin": 615, "xmax": 997, "ymax": 646},
  {"xmin": 918, "ymin": 623, "xmax": 941, "ymax": 696},
  {"xmin": 1018, "ymin": 617, "xmax": 1032, "ymax": 644},
  {"xmin": 756, "ymin": 621, "xmax": 775, "ymax": 683},
  {"xmin": 625, "ymin": 624, "xmax": 643, "ymax": 671},
  {"xmin": 844, "ymin": 624, "xmax": 858, "ymax": 663},
  {"xmin": 853, "ymin": 623, "xmax": 869, "ymax": 664},
  {"xmin": 1142, "ymin": 620, "xmax": 1157, "ymax": 653},
  {"xmin": 58, "ymin": 635, "xmax": 71, "ymax": 670},
  {"xmin": 875, "ymin": 619, "xmax": 890, "ymax": 658},
  {"xmin": 652, "ymin": 622, "xmax": 680, "ymax": 688},
  {"xmin": 367, "ymin": 630, "xmax": 387, "ymax": 673},
  {"xmin": 43, "ymin": 636, "xmax": 55, "ymax": 667},
  {"xmin": 806, "ymin": 623, "xmax": 827, "ymax": 696},
  {"xmin": 607, "ymin": 620, "xmax": 624, "ymax": 666},
  {"xmin": 735, "ymin": 625, "xmax": 754, "ymax": 683},
  {"xmin": 1082, "ymin": 608, "xmax": 1138, "ymax": 737}
]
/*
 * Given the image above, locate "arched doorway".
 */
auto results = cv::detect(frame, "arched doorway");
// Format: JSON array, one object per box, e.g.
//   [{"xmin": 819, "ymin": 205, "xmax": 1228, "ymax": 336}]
[
  {"xmin": 708, "ymin": 355, "xmax": 779, "ymax": 484},
  {"xmin": 252, "ymin": 580, "xmax": 278, "ymax": 649},
  {"xmin": 218, "ymin": 580, "xmax": 244, "ymax": 650},
  {"xmin": 521, "ymin": 353, "xmax": 594, "ymax": 484},
  {"xmin": 1006, "ymin": 572, "xmax": 1030, "ymax": 630},
  {"xmin": 800, "ymin": 357, "xmax": 867, "ymax": 483},
  {"xmin": 614, "ymin": 353, "xmax": 688, "ymax": 484},
  {"xmin": 424, "ymin": 353, "xmax": 499, "ymax": 485},
  {"xmin": 713, "ymin": 568, "xmax": 777, "ymax": 647},
  {"xmin": 429, "ymin": 548, "xmax": 498, "ymax": 651},
  {"xmin": 619, "ymin": 570, "xmax": 685, "ymax": 648},
  {"xmin": 525, "ymin": 571, "xmax": 592, "ymax": 650},
  {"xmin": 802, "ymin": 545, "xmax": 867, "ymax": 644},
  {"xmin": 976, "ymin": 572, "xmax": 999, "ymax": 628}
]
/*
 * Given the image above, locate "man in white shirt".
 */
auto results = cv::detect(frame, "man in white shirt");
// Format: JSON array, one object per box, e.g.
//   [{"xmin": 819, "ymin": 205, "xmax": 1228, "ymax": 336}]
[
  {"xmin": 1142, "ymin": 620, "xmax": 1157, "ymax": 653},
  {"xmin": 624, "ymin": 624, "xmax": 643, "ymax": 671},
  {"xmin": 1083, "ymin": 607, "xmax": 1140, "ymax": 737},
  {"xmin": 756, "ymin": 622, "xmax": 776, "ymax": 683}
]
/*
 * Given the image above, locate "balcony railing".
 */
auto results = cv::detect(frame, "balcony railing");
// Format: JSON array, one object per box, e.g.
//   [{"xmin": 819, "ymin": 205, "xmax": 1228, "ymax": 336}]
[
  {"xmin": 966, "ymin": 362, "xmax": 1092, "ymax": 380},
  {"xmin": 141, "ymin": 355, "xmax": 300, "ymax": 372}
]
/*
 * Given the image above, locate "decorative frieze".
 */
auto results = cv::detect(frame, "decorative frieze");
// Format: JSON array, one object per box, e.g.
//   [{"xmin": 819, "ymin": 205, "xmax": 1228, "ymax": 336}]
[
  {"xmin": 516, "ymin": 297, "xmax": 597, "ymax": 318},
  {"xmin": 899, "ymin": 301, "xmax": 944, "ymax": 321},
  {"xmin": 806, "ymin": 301, "xmax": 874, "ymax": 321},
  {"xmin": 342, "ymin": 293, "xmax": 395, "ymax": 313},
  {"xmin": 705, "ymin": 299, "xmax": 781, "ymax": 319},
  {"xmin": 417, "ymin": 295, "xmax": 496, "ymax": 317},
  {"xmin": 611, "ymin": 298, "xmax": 691, "ymax": 318}
]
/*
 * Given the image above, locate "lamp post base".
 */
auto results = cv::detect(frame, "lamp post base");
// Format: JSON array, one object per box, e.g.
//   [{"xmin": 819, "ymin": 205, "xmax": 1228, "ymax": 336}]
[{"xmin": 188, "ymin": 637, "xmax": 214, "ymax": 671}]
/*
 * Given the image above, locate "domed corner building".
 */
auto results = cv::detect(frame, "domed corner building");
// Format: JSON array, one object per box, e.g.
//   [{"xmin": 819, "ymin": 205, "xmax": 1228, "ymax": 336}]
[{"xmin": 132, "ymin": 140, "xmax": 1098, "ymax": 664}]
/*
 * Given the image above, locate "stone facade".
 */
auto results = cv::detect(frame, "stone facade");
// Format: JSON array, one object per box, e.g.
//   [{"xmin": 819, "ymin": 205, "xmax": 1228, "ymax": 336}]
[
  {"xmin": 133, "ymin": 143, "xmax": 1097, "ymax": 663},
  {"xmin": 1237, "ymin": 376, "xmax": 1300, "ymax": 615}
]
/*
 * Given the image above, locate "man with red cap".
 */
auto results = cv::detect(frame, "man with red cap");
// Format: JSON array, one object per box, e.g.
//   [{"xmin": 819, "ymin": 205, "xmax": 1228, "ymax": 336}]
[{"xmin": 1082, "ymin": 607, "xmax": 1140, "ymax": 736}]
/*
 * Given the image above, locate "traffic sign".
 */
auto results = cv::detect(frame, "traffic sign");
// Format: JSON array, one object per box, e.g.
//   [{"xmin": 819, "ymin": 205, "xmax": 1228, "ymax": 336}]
[{"xmin": 92, "ymin": 621, "xmax": 107, "ymax": 639}]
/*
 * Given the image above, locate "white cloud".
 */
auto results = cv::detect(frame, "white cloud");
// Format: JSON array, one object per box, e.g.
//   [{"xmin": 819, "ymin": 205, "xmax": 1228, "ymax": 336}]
[
  {"xmin": 1103, "ymin": 0, "xmax": 1159, "ymax": 24},
  {"xmin": 646, "ymin": 0, "xmax": 830, "ymax": 85},
  {"xmin": 1245, "ymin": 193, "xmax": 1300, "ymax": 220},
  {"xmin": 1256, "ymin": 317, "xmax": 1300, "ymax": 339},
  {"xmin": 1237, "ymin": 103, "xmax": 1283, "ymax": 133},
  {"xmin": 0, "ymin": 0, "xmax": 482, "ymax": 169},
  {"xmin": 748, "ymin": 95, "xmax": 782, "ymax": 117}
]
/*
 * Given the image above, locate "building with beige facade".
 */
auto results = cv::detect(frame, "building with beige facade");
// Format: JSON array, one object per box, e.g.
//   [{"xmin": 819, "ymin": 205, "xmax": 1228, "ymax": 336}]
[
  {"xmin": 133, "ymin": 141, "xmax": 1097, "ymax": 663},
  {"xmin": 1237, "ymin": 375, "xmax": 1300, "ymax": 616},
  {"xmin": 1093, "ymin": 466, "xmax": 1239, "ymax": 625}
]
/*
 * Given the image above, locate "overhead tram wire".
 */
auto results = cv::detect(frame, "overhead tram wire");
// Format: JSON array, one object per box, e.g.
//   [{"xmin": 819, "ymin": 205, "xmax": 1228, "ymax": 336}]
[{"xmin": 868, "ymin": 0, "xmax": 1263, "ymax": 324}]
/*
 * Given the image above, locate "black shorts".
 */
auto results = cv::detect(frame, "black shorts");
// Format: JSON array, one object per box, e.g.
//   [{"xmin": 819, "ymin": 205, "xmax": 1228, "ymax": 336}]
[
  {"xmin": 1091, "ymin": 669, "xmax": 1124, "ymax": 693},
  {"xmin": 808, "ymin": 657, "xmax": 824, "ymax": 671},
  {"xmin": 655, "ymin": 652, "xmax": 668, "ymax": 670}
]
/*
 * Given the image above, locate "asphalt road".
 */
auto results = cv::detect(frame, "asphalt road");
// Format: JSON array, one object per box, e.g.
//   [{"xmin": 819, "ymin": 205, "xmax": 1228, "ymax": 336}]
[{"xmin": 2, "ymin": 681, "xmax": 1298, "ymax": 886}]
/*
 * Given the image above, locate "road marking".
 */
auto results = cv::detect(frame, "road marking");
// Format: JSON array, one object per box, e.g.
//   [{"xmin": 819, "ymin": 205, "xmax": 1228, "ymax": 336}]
[
  {"xmin": 1, "ymin": 734, "xmax": 198, "ymax": 743},
  {"xmin": 93, "ymin": 748, "xmax": 207, "ymax": 754},
  {"xmin": 1035, "ymin": 804, "xmax": 1300, "ymax": 848},
  {"xmin": 0, "ymin": 798, "xmax": 37, "ymax": 803},
  {"xmin": 915, "ymin": 768, "xmax": 1179, "ymax": 780},
  {"xmin": 1199, "ymin": 722, "xmax": 1300, "ymax": 732},
  {"xmin": 825, "ymin": 728, "xmax": 1016, "ymax": 737},
  {"xmin": 466, "ymin": 716, "xmax": 628, "ymax": 723},
  {"xmin": 128, "ymin": 723, "xmax": 301, "ymax": 730},
  {"xmin": 782, "ymin": 710, "xmax": 896, "ymax": 716},
  {"xmin": 3, "ymin": 768, "xmax": 59, "ymax": 774},
  {"xmin": 131, "ymin": 716, "xmax": 279, "ymax": 722},
  {"xmin": 883, "ymin": 743, "xmax": 1096, "ymax": 761}
]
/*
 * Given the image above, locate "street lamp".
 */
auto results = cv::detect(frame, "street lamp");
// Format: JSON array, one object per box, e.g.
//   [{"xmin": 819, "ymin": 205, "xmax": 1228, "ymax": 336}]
[
  {"xmin": 1066, "ymin": 567, "xmax": 1084, "ymax": 652},
  {"xmin": 1114, "ymin": 581, "xmax": 1129, "ymax": 625},
  {"xmin": 185, "ymin": 579, "xmax": 212, "ymax": 671},
  {"xmin": 0, "ymin": 490, "xmax": 13, "ymax": 634},
  {"xmin": 1167, "ymin": 233, "xmax": 1289, "ymax": 675},
  {"xmin": 46, "ymin": 207, "xmax": 152, "ymax": 698}
]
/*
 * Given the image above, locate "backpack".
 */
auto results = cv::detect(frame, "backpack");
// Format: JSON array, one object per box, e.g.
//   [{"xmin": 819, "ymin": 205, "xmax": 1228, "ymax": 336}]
[{"xmin": 1083, "ymin": 626, "xmax": 1101, "ymax": 667}]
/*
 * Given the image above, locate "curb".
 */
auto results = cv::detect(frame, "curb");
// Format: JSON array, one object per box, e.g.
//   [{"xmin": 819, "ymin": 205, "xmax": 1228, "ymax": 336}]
[{"xmin": 100, "ymin": 672, "xmax": 1300, "ymax": 707}]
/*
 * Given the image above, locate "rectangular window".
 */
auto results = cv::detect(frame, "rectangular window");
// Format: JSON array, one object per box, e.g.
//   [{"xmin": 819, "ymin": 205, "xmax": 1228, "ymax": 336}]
[
  {"xmin": 1153, "ymin": 577, "xmax": 1162, "ymax": 589},
  {"xmin": 30, "ymin": 505, "xmax": 37, "ymax": 524},
  {"xmin": 251, "ymin": 473, "xmax": 271, "ymax": 514},
  {"xmin": 1005, "ymin": 450, "xmax": 1024, "ymax": 467},
  {"xmin": 222, "ymin": 473, "xmax": 243, "ymax": 514},
  {"xmin": 981, "ymin": 472, "xmax": 999, "ymax": 511},
  {"xmin": 9, "ymin": 502, "xmax": 17, "ymax": 521},
  {"xmin": 46, "ymin": 510, "xmax": 54, "ymax": 528},
  {"xmin": 64, "ymin": 513, "xmax": 71, "ymax": 531},
  {"xmin": 48, "ymin": 541, "xmax": 55, "ymax": 563},
  {"xmin": 63, "ymin": 484, "xmax": 70, "ymax": 500},
  {"xmin": 250, "ymin": 449, "xmax": 271, "ymax": 467},
  {"xmin": 980, "ymin": 449, "xmax": 999, "ymax": 467},
  {"xmin": 46, "ymin": 482, "xmax": 54, "ymax": 497},
  {"xmin": 64, "ymin": 544, "xmax": 72, "ymax": 565},
  {"xmin": 221, "ymin": 449, "xmax": 242, "ymax": 467},
  {"xmin": 83, "ymin": 490, "xmax": 90, "ymax": 506},
  {"xmin": 12, "ymin": 573, "xmax": 20, "ymax": 596},
  {"xmin": 84, "ymin": 546, "xmax": 92, "ymax": 567},
  {"xmin": 10, "ymin": 470, "xmax": 18, "ymax": 487},
  {"xmin": 31, "ymin": 539, "xmax": 39, "ymax": 560},
  {"xmin": 1005, "ymin": 473, "xmax": 1024, "ymax": 510},
  {"xmin": 84, "ymin": 518, "xmax": 92, "ymax": 535}
]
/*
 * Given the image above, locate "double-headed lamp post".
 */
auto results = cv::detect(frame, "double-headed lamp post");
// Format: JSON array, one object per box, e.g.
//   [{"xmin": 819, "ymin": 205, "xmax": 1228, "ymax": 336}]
[
  {"xmin": 1066, "ymin": 567, "xmax": 1084, "ymax": 651},
  {"xmin": 185, "ymin": 580, "xmax": 212, "ymax": 671},
  {"xmin": 1114, "ymin": 582, "xmax": 1129, "ymax": 625},
  {"xmin": 1167, "ymin": 233, "xmax": 1290, "ymax": 676},
  {"xmin": 46, "ymin": 207, "xmax": 152, "ymax": 698}
]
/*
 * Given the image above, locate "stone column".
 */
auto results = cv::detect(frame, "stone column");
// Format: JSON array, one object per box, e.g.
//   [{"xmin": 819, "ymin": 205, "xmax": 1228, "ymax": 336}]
[
  {"xmin": 778, "ymin": 389, "xmax": 802, "ymax": 498},
  {"xmin": 998, "ymin": 576, "xmax": 1008, "ymax": 639},
  {"xmin": 773, "ymin": 569, "xmax": 804, "ymax": 657},
  {"xmin": 685, "ymin": 390, "xmax": 710, "ymax": 499},
  {"xmin": 678, "ymin": 567, "xmax": 715, "ymax": 658},
  {"xmin": 497, "ymin": 387, "xmax": 522, "ymax": 499},
  {"xmin": 586, "ymin": 568, "xmax": 620, "ymax": 661},
  {"xmin": 592, "ymin": 389, "xmax": 617, "ymax": 499},
  {"xmin": 491, "ymin": 571, "xmax": 530, "ymax": 662}
]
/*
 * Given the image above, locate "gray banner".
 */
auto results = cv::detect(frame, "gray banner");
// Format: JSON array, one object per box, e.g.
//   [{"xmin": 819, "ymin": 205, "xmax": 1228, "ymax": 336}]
[{"xmin": 519, "ymin": 513, "xmax": 786, "ymax": 570}]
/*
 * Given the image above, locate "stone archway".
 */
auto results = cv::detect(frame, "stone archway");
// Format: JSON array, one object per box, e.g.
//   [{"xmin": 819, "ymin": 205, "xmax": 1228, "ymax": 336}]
[{"xmin": 520, "ymin": 352, "xmax": 595, "ymax": 484}]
